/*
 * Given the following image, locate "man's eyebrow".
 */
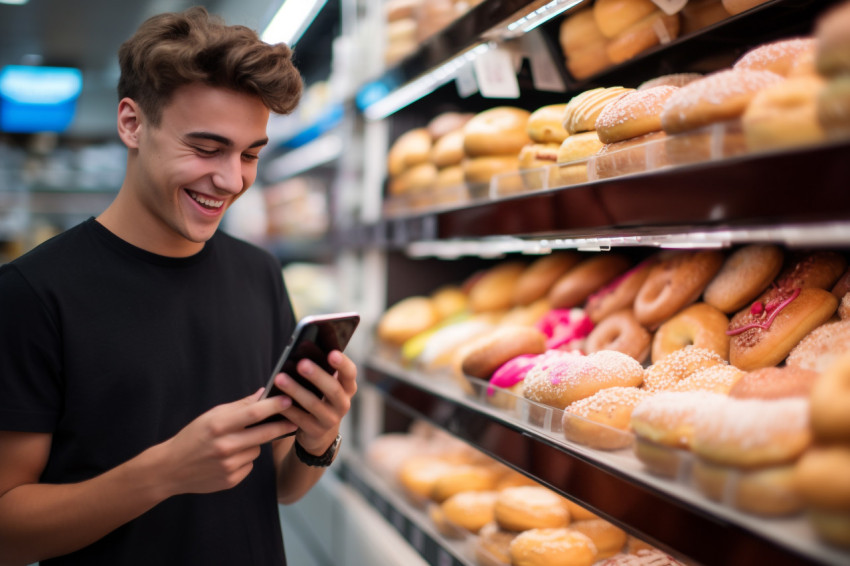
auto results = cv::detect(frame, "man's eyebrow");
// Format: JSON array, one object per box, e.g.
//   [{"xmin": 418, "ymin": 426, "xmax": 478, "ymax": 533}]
[{"xmin": 186, "ymin": 131, "xmax": 269, "ymax": 149}]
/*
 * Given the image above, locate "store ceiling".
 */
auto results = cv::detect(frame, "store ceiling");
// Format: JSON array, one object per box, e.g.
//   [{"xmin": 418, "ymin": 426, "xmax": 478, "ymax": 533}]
[{"xmin": 0, "ymin": 0, "xmax": 280, "ymax": 138}]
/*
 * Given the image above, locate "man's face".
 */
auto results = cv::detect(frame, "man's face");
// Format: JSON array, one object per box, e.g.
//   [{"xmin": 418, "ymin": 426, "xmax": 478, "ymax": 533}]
[{"xmin": 130, "ymin": 83, "xmax": 270, "ymax": 252}]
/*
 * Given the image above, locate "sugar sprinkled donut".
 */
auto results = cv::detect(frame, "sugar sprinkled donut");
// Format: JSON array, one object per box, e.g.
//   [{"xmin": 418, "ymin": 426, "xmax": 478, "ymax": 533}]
[
  {"xmin": 595, "ymin": 86, "xmax": 679, "ymax": 143},
  {"xmin": 669, "ymin": 363, "xmax": 744, "ymax": 395},
  {"xmin": 638, "ymin": 73, "xmax": 702, "ymax": 91},
  {"xmin": 475, "ymin": 522, "xmax": 517, "ymax": 566},
  {"xmin": 585, "ymin": 309, "xmax": 651, "ymax": 363},
  {"xmin": 734, "ymin": 37, "xmax": 818, "ymax": 77},
  {"xmin": 650, "ymin": 302, "xmax": 730, "ymax": 363},
  {"xmin": 563, "ymin": 386, "xmax": 651, "ymax": 449},
  {"xmin": 508, "ymin": 528, "xmax": 597, "ymax": 566},
  {"xmin": 840, "ymin": 292, "xmax": 850, "ymax": 320},
  {"xmin": 634, "ymin": 250, "xmax": 724, "ymax": 329},
  {"xmin": 785, "ymin": 319, "xmax": 850, "ymax": 374},
  {"xmin": 809, "ymin": 351, "xmax": 850, "ymax": 443},
  {"xmin": 586, "ymin": 258, "xmax": 656, "ymax": 323},
  {"xmin": 563, "ymin": 86, "xmax": 635, "ymax": 134},
  {"xmin": 643, "ymin": 345, "xmax": 726, "ymax": 392},
  {"xmin": 729, "ymin": 366, "xmax": 819, "ymax": 400},
  {"xmin": 494, "ymin": 486, "xmax": 571, "ymax": 532},
  {"xmin": 703, "ymin": 244, "xmax": 784, "ymax": 314},
  {"xmin": 570, "ymin": 519, "xmax": 628, "ymax": 560},
  {"xmin": 523, "ymin": 350, "xmax": 645, "ymax": 409}
]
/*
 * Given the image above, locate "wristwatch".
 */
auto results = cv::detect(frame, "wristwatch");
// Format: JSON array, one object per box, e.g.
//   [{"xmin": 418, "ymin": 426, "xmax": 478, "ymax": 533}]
[{"xmin": 294, "ymin": 433, "xmax": 342, "ymax": 467}]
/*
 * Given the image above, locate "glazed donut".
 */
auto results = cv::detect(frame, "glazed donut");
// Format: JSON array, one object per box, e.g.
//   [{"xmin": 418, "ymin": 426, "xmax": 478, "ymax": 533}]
[
  {"xmin": 691, "ymin": 397, "xmax": 811, "ymax": 467},
  {"xmin": 560, "ymin": 7, "xmax": 606, "ymax": 55},
  {"xmin": 563, "ymin": 386, "xmax": 651, "ymax": 449},
  {"xmin": 556, "ymin": 131, "xmax": 606, "ymax": 185},
  {"xmin": 816, "ymin": 0, "xmax": 850, "ymax": 77},
  {"xmin": 786, "ymin": 319, "xmax": 850, "ymax": 374},
  {"xmin": 692, "ymin": 460, "xmax": 804, "ymax": 516},
  {"xmin": 463, "ymin": 107, "xmax": 532, "ymax": 157},
  {"xmin": 563, "ymin": 87, "xmax": 635, "ymax": 135},
  {"xmin": 668, "ymin": 363, "xmax": 744, "ymax": 395},
  {"xmin": 548, "ymin": 254, "xmax": 632, "ymax": 309},
  {"xmin": 606, "ymin": 11, "xmax": 681, "ymax": 65},
  {"xmin": 585, "ymin": 309, "xmax": 651, "ymax": 363},
  {"xmin": 430, "ymin": 128, "xmax": 466, "ymax": 168},
  {"xmin": 528, "ymin": 104, "xmax": 569, "ymax": 144},
  {"xmin": 509, "ymin": 528, "xmax": 597, "ymax": 566},
  {"xmin": 570, "ymin": 519, "xmax": 628, "ymax": 559},
  {"xmin": 514, "ymin": 252, "xmax": 582, "ymax": 306},
  {"xmin": 795, "ymin": 446, "xmax": 850, "ymax": 548},
  {"xmin": 397, "ymin": 456, "xmax": 464, "ymax": 503},
  {"xmin": 458, "ymin": 325, "xmax": 548, "ymax": 379},
  {"xmin": 734, "ymin": 37, "xmax": 818, "ymax": 77},
  {"xmin": 634, "ymin": 250, "xmax": 725, "ymax": 329},
  {"xmin": 427, "ymin": 112, "xmax": 473, "ymax": 141},
  {"xmin": 536, "ymin": 308, "xmax": 594, "ymax": 350},
  {"xmin": 387, "ymin": 128, "xmax": 432, "ymax": 176},
  {"xmin": 638, "ymin": 73, "xmax": 703, "ymax": 91},
  {"xmin": 586, "ymin": 258, "xmax": 655, "ymax": 323},
  {"xmin": 440, "ymin": 490, "xmax": 498, "ymax": 534},
  {"xmin": 650, "ymin": 302, "xmax": 730, "ymax": 363},
  {"xmin": 742, "ymin": 75, "xmax": 827, "ymax": 152},
  {"xmin": 494, "ymin": 486, "xmax": 571, "ymax": 531},
  {"xmin": 643, "ymin": 346, "xmax": 726, "ymax": 391},
  {"xmin": 468, "ymin": 261, "xmax": 527, "ymax": 313},
  {"xmin": 598, "ymin": 549, "xmax": 686, "ymax": 565},
  {"xmin": 703, "ymin": 244, "xmax": 784, "ymax": 313},
  {"xmin": 431, "ymin": 464, "xmax": 501, "ymax": 503},
  {"xmin": 563, "ymin": 499, "xmax": 600, "ymax": 522},
  {"xmin": 593, "ymin": 0, "xmax": 659, "ymax": 39},
  {"xmin": 660, "ymin": 69, "xmax": 784, "ymax": 134},
  {"xmin": 809, "ymin": 352, "xmax": 850, "ymax": 443},
  {"xmin": 378, "ymin": 296, "xmax": 440, "ymax": 345},
  {"xmin": 475, "ymin": 522, "xmax": 517, "ymax": 566},
  {"xmin": 729, "ymin": 365, "xmax": 819, "ymax": 399},
  {"xmin": 462, "ymin": 155, "xmax": 520, "ymax": 185},
  {"xmin": 595, "ymin": 86, "xmax": 678, "ymax": 144},
  {"xmin": 727, "ymin": 287, "xmax": 838, "ymax": 371},
  {"xmin": 567, "ymin": 39, "xmax": 614, "ymax": 80},
  {"xmin": 419, "ymin": 318, "xmax": 495, "ymax": 369},
  {"xmin": 523, "ymin": 350, "xmax": 645, "ymax": 409}
]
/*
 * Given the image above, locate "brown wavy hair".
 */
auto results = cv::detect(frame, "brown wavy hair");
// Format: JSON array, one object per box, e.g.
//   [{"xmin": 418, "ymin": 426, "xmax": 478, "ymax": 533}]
[{"xmin": 118, "ymin": 7, "xmax": 302, "ymax": 125}]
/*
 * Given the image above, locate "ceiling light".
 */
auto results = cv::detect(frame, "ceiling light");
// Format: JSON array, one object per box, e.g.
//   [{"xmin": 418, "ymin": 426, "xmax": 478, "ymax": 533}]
[
  {"xmin": 0, "ymin": 0, "xmax": 30, "ymax": 5},
  {"xmin": 498, "ymin": 0, "xmax": 586, "ymax": 39},
  {"xmin": 261, "ymin": 0, "xmax": 327, "ymax": 47}
]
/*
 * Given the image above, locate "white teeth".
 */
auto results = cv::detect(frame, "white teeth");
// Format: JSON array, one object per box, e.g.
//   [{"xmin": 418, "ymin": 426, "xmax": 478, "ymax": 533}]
[{"xmin": 188, "ymin": 190, "xmax": 224, "ymax": 208}]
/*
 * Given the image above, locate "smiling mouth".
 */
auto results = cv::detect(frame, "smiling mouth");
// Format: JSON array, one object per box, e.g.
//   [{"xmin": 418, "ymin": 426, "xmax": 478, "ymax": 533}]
[{"xmin": 187, "ymin": 189, "xmax": 224, "ymax": 209}]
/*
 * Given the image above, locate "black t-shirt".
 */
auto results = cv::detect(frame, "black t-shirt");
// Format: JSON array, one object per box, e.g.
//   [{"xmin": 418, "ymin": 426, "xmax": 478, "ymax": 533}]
[{"xmin": 0, "ymin": 218, "xmax": 296, "ymax": 565}]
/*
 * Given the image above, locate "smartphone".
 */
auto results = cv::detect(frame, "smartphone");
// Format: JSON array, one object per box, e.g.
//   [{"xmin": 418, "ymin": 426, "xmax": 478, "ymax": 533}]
[{"xmin": 259, "ymin": 312, "xmax": 360, "ymax": 419}]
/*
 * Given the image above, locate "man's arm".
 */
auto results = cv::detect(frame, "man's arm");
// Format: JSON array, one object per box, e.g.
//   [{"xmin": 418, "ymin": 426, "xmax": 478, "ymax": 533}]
[
  {"xmin": 272, "ymin": 350, "xmax": 357, "ymax": 503},
  {"xmin": 0, "ymin": 391, "xmax": 297, "ymax": 566}
]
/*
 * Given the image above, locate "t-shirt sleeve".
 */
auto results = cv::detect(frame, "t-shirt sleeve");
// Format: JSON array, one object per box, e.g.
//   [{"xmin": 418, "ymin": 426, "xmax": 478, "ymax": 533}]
[{"xmin": 0, "ymin": 265, "xmax": 63, "ymax": 432}]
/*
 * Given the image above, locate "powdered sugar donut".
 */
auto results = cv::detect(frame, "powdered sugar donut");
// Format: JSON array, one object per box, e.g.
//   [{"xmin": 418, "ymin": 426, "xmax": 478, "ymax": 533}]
[
  {"xmin": 523, "ymin": 350, "xmax": 645, "ymax": 409},
  {"xmin": 785, "ymin": 319, "xmax": 850, "ymax": 374},
  {"xmin": 643, "ymin": 346, "xmax": 726, "ymax": 392},
  {"xmin": 638, "ymin": 73, "xmax": 702, "ymax": 91},
  {"xmin": 734, "ymin": 37, "xmax": 817, "ymax": 77}
]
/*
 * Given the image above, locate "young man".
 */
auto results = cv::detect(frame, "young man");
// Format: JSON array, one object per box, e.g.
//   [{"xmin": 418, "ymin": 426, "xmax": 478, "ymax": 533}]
[{"xmin": 0, "ymin": 8, "xmax": 356, "ymax": 565}]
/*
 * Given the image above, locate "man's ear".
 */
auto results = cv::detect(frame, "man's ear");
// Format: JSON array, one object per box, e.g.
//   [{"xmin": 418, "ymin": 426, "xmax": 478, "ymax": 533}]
[{"xmin": 117, "ymin": 98, "xmax": 143, "ymax": 149}]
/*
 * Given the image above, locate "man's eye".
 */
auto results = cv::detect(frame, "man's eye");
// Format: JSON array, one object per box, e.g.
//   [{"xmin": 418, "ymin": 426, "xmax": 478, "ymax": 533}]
[
  {"xmin": 195, "ymin": 147, "xmax": 218, "ymax": 156},
  {"xmin": 242, "ymin": 153, "xmax": 260, "ymax": 162}
]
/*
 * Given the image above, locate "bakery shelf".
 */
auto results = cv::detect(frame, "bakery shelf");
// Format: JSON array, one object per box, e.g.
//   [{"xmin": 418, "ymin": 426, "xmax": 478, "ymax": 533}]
[{"xmin": 364, "ymin": 354, "xmax": 850, "ymax": 566}]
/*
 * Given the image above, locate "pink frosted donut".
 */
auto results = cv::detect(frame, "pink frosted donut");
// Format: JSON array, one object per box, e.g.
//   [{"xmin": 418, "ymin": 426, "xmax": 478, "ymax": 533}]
[{"xmin": 535, "ymin": 308, "xmax": 594, "ymax": 351}]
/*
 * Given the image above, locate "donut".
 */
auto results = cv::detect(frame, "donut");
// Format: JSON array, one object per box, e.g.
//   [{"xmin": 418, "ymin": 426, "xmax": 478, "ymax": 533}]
[
  {"xmin": 433, "ymin": 166, "xmax": 465, "ymax": 195},
  {"xmin": 475, "ymin": 521, "xmax": 518, "ymax": 566},
  {"xmin": 463, "ymin": 107, "xmax": 532, "ymax": 157},
  {"xmin": 518, "ymin": 143, "xmax": 560, "ymax": 175},
  {"xmin": 595, "ymin": 86, "xmax": 678, "ymax": 144},
  {"xmin": 734, "ymin": 37, "xmax": 818, "ymax": 77},
  {"xmin": 794, "ymin": 446, "xmax": 850, "ymax": 547},
  {"xmin": 536, "ymin": 308, "xmax": 594, "ymax": 350},
  {"xmin": 378, "ymin": 296, "xmax": 440, "ymax": 345},
  {"xmin": 560, "ymin": 7, "xmax": 606, "ymax": 56},
  {"xmin": 508, "ymin": 528, "xmax": 597, "ymax": 566},
  {"xmin": 392, "ymin": 162, "xmax": 438, "ymax": 198},
  {"xmin": 458, "ymin": 325, "xmax": 548, "ymax": 380},
  {"xmin": 721, "ymin": 0, "xmax": 770, "ymax": 16},
  {"xmin": 668, "ymin": 363, "xmax": 744, "ymax": 394},
  {"xmin": 785, "ymin": 319, "xmax": 850, "ymax": 374},
  {"xmin": 563, "ymin": 499, "xmax": 601, "ymax": 522},
  {"xmin": 680, "ymin": 0, "xmax": 731, "ymax": 35},
  {"xmin": 500, "ymin": 299, "xmax": 551, "ymax": 328},
  {"xmin": 727, "ymin": 287, "xmax": 838, "ymax": 371},
  {"xmin": 816, "ymin": 0, "xmax": 850, "ymax": 77},
  {"xmin": 817, "ymin": 75, "xmax": 850, "ymax": 140},
  {"xmin": 633, "ymin": 250, "xmax": 725, "ymax": 329},
  {"xmin": 431, "ymin": 464, "xmax": 501, "ymax": 503},
  {"xmin": 809, "ymin": 352, "xmax": 850, "ymax": 443},
  {"xmin": 841, "ymin": 293, "xmax": 850, "ymax": 320},
  {"xmin": 563, "ymin": 87, "xmax": 635, "ymax": 135},
  {"xmin": 703, "ymin": 244, "xmax": 784, "ymax": 313},
  {"xmin": 528, "ymin": 104, "xmax": 569, "ymax": 144},
  {"xmin": 567, "ymin": 39, "xmax": 614, "ymax": 80},
  {"xmin": 563, "ymin": 386, "xmax": 651, "ymax": 449},
  {"xmin": 556, "ymin": 131, "xmax": 606, "ymax": 185},
  {"xmin": 523, "ymin": 350, "xmax": 645, "ymax": 409},
  {"xmin": 513, "ymin": 252, "xmax": 582, "ymax": 306},
  {"xmin": 598, "ymin": 549, "xmax": 686, "ymax": 565},
  {"xmin": 691, "ymin": 397, "xmax": 811, "ymax": 467},
  {"xmin": 590, "ymin": 131, "xmax": 667, "ymax": 180},
  {"xmin": 462, "ymin": 154, "xmax": 520, "ymax": 185},
  {"xmin": 388, "ymin": 128, "xmax": 432, "ymax": 176},
  {"xmin": 468, "ymin": 261, "xmax": 527, "ymax": 312},
  {"xmin": 660, "ymin": 69, "xmax": 784, "ymax": 134},
  {"xmin": 429, "ymin": 285, "xmax": 468, "ymax": 319},
  {"xmin": 548, "ymin": 254, "xmax": 632, "ymax": 309},
  {"xmin": 494, "ymin": 486, "xmax": 571, "ymax": 531},
  {"xmin": 742, "ymin": 75, "xmax": 827, "ymax": 152},
  {"xmin": 692, "ymin": 460, "xmax": 804, "ymax": 516},
  {"xmin": 832, "ymin": 267, "xmax": 850, "ymax": 299},
  {"xmin": 586, "ymin": 258, "xmax": 656, "ymax": 323},
  {"xmin": 487, "ymin": 350, "xmax": 563, "ymax": 408},
  {"xmin": 419, "ymin": 318, "xmax": 495, "ymax": 369},
  {"xmin": 570, "ymin": 519, "xmax": 628, "ymax": 559},
  {"xmin": 585, "ymin": 309, "xmax": 651, "ymax": 363},
  {"xmin": 728, "ymin": 366, "xmax": 818, "ymax": 400},
  {"xmin": 427, "ymin": 111, "xmax": 473, "ymax": 141},
  {"xmin": 778, "ymin": 250, "xmax": 847, "ymax": 291},
  {"xmin": 593, "ymin": 0, "xmax": 659, "ymax": 39},
  {"xmin": 638, "ymin": 73, "xmax": 703, "ymax": 91},
  {"xmin": 643, "ymin": 346, "xmax": 726, "ymax": 392},
  {"xmin": 440, "ymin": 490, "xmax": 499, "ymax": 534},
  {"xmin": 605, "ymin": 11, "xmax": 681, "ymax": 65},
  {"xmin": 397, "ymin": 456, "xmax": 465, "ymax": 503},
  {"xmin": 650, "ymin": 302, "xmax": 730, "ymax": 363},
  {"xmin": 430, "ymin": 128, "xmax": 466, "ymax": 168}
]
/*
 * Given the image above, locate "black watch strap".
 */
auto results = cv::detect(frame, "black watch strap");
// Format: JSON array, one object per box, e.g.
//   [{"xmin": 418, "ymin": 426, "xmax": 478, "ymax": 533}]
[{"xmin": 294, "ymin": 434, "xmax": 341, "ymax": 467}]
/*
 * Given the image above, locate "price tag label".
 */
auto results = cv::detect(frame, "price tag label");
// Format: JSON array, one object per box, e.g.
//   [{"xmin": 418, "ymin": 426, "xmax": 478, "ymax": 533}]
[
  {"xmin": 473, "ymin": 46, "xmax": 520, "ymax": 99},
  {"xmin": 455, "ymin": 64, "xmax": 479, "ymax": 98},
  {"xmin": 521, "ymin": 30, "xmax": 566, "ymax": 93}
]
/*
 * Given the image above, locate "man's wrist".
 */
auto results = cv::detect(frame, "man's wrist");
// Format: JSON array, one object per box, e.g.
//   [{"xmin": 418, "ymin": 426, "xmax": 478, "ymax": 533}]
[{"xmin": 294, "ymin": 434, "xmax": 341, "ymax": 467}]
